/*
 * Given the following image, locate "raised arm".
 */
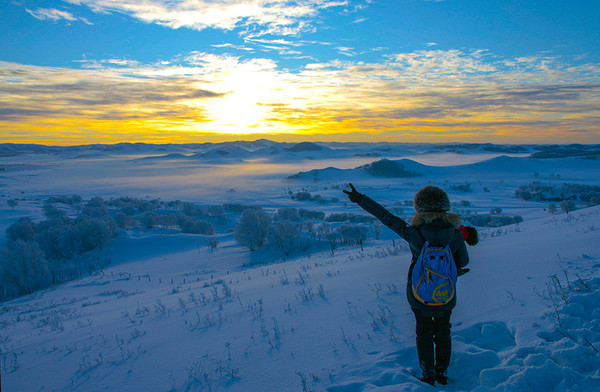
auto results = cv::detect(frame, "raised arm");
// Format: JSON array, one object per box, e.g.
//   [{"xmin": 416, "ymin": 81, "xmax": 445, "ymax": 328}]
[{"xmin": 344, "ymin": 183, "xmax": 410, "ymax": 242}]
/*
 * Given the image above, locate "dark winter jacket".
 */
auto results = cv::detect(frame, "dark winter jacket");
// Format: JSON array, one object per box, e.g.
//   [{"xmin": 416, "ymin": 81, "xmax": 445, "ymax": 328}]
[{"xmin": 358, "ymin": 195, "xmax": 469, "ymax": 311}]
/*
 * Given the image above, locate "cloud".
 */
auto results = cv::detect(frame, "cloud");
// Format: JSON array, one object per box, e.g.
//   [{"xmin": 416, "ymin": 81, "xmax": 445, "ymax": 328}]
[
  {"xmin": 1, "ymin": 48, "xmax": 599, "ymax": 143},
  {"xmin": 26, "ymin": 8, "xmax": 93, "ymax": 24},
  {"xmin": 388, "ymin": 49, "xmax": 497, "ymax": 79},
  {"xmin": 336, "ymin": 47, "xmax": 356, "ymax": 57},
  {"xmin": 62, "ymin": 0, "xmax": 351, "ymax": 36},
  {"xmin": 0, "ymin": 61, "xmax": 223, "ymax": 124}
]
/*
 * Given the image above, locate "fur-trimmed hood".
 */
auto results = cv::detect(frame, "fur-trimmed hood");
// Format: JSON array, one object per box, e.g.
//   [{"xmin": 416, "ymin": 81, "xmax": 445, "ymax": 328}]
[{"xmin": 410, "ymin": 211, "xmax": 461, "ymax": 227}]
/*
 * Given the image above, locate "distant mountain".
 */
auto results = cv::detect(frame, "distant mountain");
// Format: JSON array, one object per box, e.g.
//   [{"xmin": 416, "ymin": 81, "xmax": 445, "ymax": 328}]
[
  {"xmin": 3, "ymin": 142, "xmax": 599, "ymax": 163},
  {"xmin": 196, "ymin": 146, "xmax": 253, "ymax": 160},
  {"xmin": 433, "ymin": 143, "xmax": 532, "ymax": 154},
  {"xmin": 137, "ymin": 153, "xmax": 190, "ymax": 161},
  {"xmin": 285, "ymin": 154, "xmax": 600, "ymax": 184},
  {"xmin": 287, "ymin": 158, "xmax": 431, "ymax": 181},
  {"xmin": 529, "ymin": 144, "xmax": 600, "ymax": 159},
  {"xmin": 286, "ymin": 142, "xmax": 325, "ymax": 152}
]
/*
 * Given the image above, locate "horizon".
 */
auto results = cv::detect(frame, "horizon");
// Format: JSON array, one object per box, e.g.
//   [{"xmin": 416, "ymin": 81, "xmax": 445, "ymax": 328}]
[
  {"xmin": 2, "ymin": 139, "xmax": 600, "ymax": 148},
  {"xmin": 1, "ymin": 1, "xmax": 599, "ymax": 145}
]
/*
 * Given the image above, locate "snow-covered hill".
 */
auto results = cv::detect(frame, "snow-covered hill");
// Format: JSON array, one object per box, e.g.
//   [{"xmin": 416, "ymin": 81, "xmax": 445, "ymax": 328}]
[
  {"xmin": 1, "ymin": 142, "xmax": 599, "ymax": 391},
  {"xmin": 1, "ymin": 206, "xmax": 599, "ymax": 391}
]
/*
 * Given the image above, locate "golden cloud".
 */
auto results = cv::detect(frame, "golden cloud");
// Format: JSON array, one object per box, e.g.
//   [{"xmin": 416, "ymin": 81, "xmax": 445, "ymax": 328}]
[{"xmin": 1, "ymin": 50, "xmax": 599, "ymax": 144}]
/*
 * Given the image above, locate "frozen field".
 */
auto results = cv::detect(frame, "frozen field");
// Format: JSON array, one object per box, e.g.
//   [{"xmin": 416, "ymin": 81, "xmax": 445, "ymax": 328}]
[{"xmin": 1, "ymin": 141, "xmax": 599, "ymax": 391}]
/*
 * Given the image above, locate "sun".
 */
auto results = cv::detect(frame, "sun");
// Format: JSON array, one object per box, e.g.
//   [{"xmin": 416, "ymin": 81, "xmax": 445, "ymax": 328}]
[
  {"xmin": 208, "ymin": 90, "xmax": 270, "ymax": 134},
  {"xmin": 200, "ymin": 64, "xmax": 278, "ymax": 135}
]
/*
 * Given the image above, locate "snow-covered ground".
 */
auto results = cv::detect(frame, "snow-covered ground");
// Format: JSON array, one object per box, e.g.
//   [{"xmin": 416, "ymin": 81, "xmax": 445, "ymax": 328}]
[{"xmin": 1, "ymin": 141, "xmax": 599, "ymax": 391}]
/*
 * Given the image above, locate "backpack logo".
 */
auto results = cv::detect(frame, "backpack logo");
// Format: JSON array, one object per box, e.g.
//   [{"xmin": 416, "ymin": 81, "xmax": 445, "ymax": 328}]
[{"xmin": 411, "ymin": 241, "xmax": 457, "ymax": 306}]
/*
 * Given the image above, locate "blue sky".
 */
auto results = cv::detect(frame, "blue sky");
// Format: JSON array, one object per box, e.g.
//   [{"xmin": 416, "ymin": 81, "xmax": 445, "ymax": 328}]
[{"xmin": 1, "ymin": 0, "xmax": 599, "ymax": 144}]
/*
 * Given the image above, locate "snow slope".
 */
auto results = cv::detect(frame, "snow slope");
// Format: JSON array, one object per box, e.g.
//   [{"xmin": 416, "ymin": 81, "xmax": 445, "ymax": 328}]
[
  {"xmin": 1, "ymin": 143, "xmax": 599, "ymax": 391},
  {"xmin": 1, "ymin": 207, "xmax": 599, "ymax": 391}
]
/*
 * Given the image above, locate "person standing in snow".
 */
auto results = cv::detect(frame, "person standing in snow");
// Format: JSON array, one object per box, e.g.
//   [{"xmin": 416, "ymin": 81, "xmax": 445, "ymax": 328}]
[{"xmin": 343, "ymin": 184, "xmax": 469, "ymax": 386}]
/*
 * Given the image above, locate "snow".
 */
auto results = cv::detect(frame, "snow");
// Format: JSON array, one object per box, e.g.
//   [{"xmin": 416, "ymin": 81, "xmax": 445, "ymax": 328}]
[{"xmin": 1, "ymin": 141, "xmax": 599, "ymax": 391}]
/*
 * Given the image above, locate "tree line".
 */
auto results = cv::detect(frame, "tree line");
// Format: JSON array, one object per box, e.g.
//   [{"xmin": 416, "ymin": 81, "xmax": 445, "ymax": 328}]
[
  {"xmin": 1, "ymin": 197, "xmax": 117, "ymax": 298},
  {"xmin": 234, "ymin": 207, "xmax": 371, "ymax": 256}
]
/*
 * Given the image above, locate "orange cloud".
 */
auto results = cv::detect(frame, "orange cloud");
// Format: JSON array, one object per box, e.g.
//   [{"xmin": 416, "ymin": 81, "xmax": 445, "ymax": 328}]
[{"xmin": 1, "ymin": 50, "xmax": 599, "ymax": 145}]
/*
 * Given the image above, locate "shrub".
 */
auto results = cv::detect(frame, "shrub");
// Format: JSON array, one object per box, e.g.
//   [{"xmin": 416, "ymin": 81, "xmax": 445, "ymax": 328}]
[
  {"xmin": 326, "ymin": 213, "xmax": 375, "ymax": 223},
  {"xmin": 294, "ymin": 191, "xmax": 312, "ymax": 201},
  {"xmin": 450, "ymin": 183, "xmax": 472, "ymax": 193},
  {"xmin": 298, "ymin": 209, "xmax": 325, "ymax": 221},
  {"xmin": 462, "ymin": 214, "xmax": 523, "ymax": 227}
]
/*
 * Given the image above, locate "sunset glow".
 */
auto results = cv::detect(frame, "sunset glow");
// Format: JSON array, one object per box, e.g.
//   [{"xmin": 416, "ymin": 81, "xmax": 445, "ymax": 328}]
[{"xmin": 1, "ymin": 1, "xmax": 599, "ymax": 144}]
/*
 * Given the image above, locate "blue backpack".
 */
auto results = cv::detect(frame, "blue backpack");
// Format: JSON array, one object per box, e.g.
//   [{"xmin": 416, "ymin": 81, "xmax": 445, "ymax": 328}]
[{"xmin": 411, "ymin": 233, "xmax": 457, "ymax": 306}]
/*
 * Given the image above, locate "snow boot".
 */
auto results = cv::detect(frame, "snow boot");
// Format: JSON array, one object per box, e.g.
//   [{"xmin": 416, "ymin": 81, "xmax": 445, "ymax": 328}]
[
  {"xmin": 436, "ymin": 372, "xmax": 448, "ymax": 385},
  {"xmin": 419, "ymin": 368, "xmax": 436, "ymax": 386},
  {"xmin": 420, "ymin": 374, "xmax": 436, "ymax": 386}
]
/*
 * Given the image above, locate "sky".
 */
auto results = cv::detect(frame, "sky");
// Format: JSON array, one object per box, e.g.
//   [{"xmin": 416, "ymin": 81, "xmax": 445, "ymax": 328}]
[{"xmin": 1, "ymin": 0, "xmax": 599, "ymax": 145}]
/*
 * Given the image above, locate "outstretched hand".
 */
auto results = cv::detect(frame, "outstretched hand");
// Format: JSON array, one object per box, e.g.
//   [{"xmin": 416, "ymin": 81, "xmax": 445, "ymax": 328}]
[{"xmin": 343, "ymin": 183, "xmax": 364, "ymax": 203}]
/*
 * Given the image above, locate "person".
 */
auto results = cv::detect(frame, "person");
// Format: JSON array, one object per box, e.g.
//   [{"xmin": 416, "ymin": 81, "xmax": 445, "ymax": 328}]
[{"xmin": 343, "ymin": 183, "xmax": 469, "ymax": 386}]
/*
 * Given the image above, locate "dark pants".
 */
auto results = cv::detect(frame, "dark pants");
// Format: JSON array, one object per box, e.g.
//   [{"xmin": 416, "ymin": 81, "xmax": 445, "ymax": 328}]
[{"xmin": 412, "ymin": 308, "xmax": 452, "ymax": 377}]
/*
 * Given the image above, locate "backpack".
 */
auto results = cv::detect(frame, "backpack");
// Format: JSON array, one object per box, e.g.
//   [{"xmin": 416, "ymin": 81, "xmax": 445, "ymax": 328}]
[{"xmin": 411, "ymin": 231, "xmax": 458, "ymax": 306}]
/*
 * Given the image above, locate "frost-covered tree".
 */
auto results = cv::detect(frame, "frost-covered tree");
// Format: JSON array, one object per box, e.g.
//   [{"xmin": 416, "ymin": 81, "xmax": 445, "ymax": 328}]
[
  {"xmin": 305, "ymin": 221, "xmax": 315, "ymax": 239},
  {"xmin": 81, "ymin": 197, "xmax": 109, "ymax": 219},
  {"xmin": 114, "ymin": 212, "xmax": 135, "ymax": 229},
  {"xmin": 207, "ymin": 205, "xmax": 226, "ymax": 224},
  {"xmin": 72, "ymin": 216, "xmax": 117, "ymax": 254},
  {"xmin": 548, "ymin": 203, "xmax": 557, "ymax": 214},
  {"xmin": 274, "ymin": 208, "xmax": 301, "ymax": 222},
  {"xmin": 338, "ymin": 224, "xmax": 368, "ymax": 250},
  {"xmin": 316, "ymin": 222, "xmax": 331, "ymax": 241},
  {"xmin": 298, "ymin": 209, "xmax": 325, "ymax": 220},
  {"xmin": 140, "ymin": 211, "xmax": 158, "ymax": 228},
  {"xmin": 0, "ymin": 240, "xmax": 49, "ymax": 297},
  {"xmin": 156, "ymin": 214, "xmax": 177, "ymax": 228},
  {"xmin": 1, "ymin": 196, "xmax": 118, "ymax": 298},
  {"xmin": 268, "ymin": 220, "xmax": 304, "ymax": 257},
  {"xmin": 207, "ymin": 238, "xmax": 218, "ymax": 253},
  {"xmin": 235, "ymin": 208, "xmax": 271, "ymax": 251},
  {"xmin": 179, "ymin": 216, "xmax": 215, "ymax": 234},
  {"xmin": 36, "ymin": 218, "xmax": 75, "ymax": 260},
  {"xmin": 560, "ymin": 199, "xmax": 576, "ymax": 214},
  {"xmin": 6, "ymin": 217, "xmax": 36, "ymax": 245},
  {"xmin": 193, "ymin": 219, "xmax": 215, "ymax": 235},
  {"xmin": 325, "ymin": 230, "xmax": 338, "ymax": 255},
  {"xmin": 43, "ymin": 203, "xmax": 67, "ymax": 220},
  {"xmin": 372, "ymin": 222, "xmax": 383, "ymax": 240}
]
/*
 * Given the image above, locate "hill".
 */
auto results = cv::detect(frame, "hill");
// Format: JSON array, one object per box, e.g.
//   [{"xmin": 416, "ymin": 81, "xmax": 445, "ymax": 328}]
[{"xmin": 1, "ymin": 203, "xmax": 599, "ymax": 391}]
